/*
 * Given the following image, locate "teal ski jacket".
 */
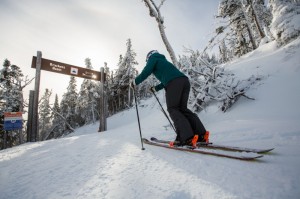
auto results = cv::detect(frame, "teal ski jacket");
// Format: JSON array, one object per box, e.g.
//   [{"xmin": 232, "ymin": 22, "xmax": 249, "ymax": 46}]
[{"xmin": 135, "ymin": 53, "xmax": 186, "ymax": 91}]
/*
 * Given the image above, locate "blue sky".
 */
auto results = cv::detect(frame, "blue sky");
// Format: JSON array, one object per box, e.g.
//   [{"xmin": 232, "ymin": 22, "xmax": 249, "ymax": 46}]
[{"xmin": 0, "ymin": 0, "xmax": 220, "ymax": 100}]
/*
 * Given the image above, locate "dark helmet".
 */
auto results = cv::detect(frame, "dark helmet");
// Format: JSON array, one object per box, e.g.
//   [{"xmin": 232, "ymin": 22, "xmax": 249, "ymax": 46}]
[{"xmin": 146, "ymin": 50, "xmax": 159, "ymax": 62}]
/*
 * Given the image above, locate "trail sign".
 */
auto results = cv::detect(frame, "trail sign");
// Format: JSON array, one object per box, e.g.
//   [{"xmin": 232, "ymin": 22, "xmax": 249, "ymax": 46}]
[
  {"xmin": 29, "ymin": 51, "xmax": 107, "ymax": 142},
  {"xmin": 4, "ymin": 112, "xmax": 23, "ymax": 131},
  {"xmin": 31, "ymin": 56, "xmax": 105, "ymax": 81}
]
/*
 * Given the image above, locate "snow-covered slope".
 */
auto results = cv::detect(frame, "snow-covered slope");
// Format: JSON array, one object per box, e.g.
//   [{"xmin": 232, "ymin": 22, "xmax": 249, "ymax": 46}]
[{"xmin": 1, "ymin": 39, "xmax": 300, "ymax": 199}]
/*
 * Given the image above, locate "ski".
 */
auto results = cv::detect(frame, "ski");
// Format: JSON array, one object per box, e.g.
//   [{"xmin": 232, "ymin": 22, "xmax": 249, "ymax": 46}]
[
  {"xmin": 150, "ymin": 137, "xmax": 274, "ymax": 154},
  {"xmin": 143, "ymin": 138, "xmax": 263, "ymax": 161}
]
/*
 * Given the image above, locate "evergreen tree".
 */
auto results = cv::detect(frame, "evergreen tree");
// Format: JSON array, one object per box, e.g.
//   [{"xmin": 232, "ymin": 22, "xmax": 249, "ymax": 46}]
[
  {"xmin": 269, "ymin": 0, "xmax": 300, "ymax": 45},
  {"xmin": 39, "ymin": 89, "xmax": 52, "ymax": 140},
  {"xmin": 0, "ymin": 59, "xmax": 24, "ymax": 149},
  {"xmin": 219, "ymin": 39, "xmax": 230, "ymax": 63},
  {"xmin": 60, "ymin": 76, "xmax": 78, "ymax": 133},
  {"xmin": 47, "ymin": 94, "xmax": 64, "ymax": 139},
  {"xmin": 206, "ymin": 0, "xmax": 273, "ymax": 61},
  {"xmin": 112, "ymin": 39, "xmax": 138, "ymax": 110},
  {"xmin": 218, "ymin": 0, "xmax": 257, "ymax": 57},
  {"xmin": 0, "ymin": 59, "xmax": 23, "ymax": 112},
  {"xmin": 107, "ymin": 69, "xmax": 116, "ymax": 115},
  {"xmin": 245, "ymin": 0, "xmax": 273, "ymax": 43},
  {"xmin": 110, "ymin": 55, "xmax": 124, "ymax": 112},
  {"xmin": 76, "ymin": 58, "xmax": 100, "ymax": 125}
]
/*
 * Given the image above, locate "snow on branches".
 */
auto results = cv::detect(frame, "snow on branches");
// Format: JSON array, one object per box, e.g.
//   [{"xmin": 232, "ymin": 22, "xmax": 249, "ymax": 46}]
[
  {"xmin": 179, "ymin": 50, "xmax": 259, "ymax": 112},
  {"xmin": 269, "ymin": 0, "xmax": 300, "ymax": 45}
]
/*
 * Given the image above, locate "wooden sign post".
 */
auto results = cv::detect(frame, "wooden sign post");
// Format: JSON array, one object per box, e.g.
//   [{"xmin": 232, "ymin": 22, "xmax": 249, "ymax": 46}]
[
  {"xmin": 31, "ymin": 51, "xmax": 42, "ymax": 141},
  {"xmin": 99, "ymin": 67, "xmax": 106, "ymax": 132},
  {"xmin": 29, "ymin": 51, "xmax": 107, "ymax": 141}
]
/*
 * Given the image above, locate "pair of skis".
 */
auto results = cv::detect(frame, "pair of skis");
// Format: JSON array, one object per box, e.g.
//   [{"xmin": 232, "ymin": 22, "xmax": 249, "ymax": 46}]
[
  {"xmin": 143, "ymin": 137, "xmax": 274, "ymax": 161},
  {"xmin": 135, "ymin": 91, "xmax": 274, "ymax": 161}
]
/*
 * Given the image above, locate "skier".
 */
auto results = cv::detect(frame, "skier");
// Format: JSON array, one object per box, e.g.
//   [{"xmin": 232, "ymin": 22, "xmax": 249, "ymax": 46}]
[{"xmin": 131, "ymin": 50, "xmax": 209, "ymax": 147}]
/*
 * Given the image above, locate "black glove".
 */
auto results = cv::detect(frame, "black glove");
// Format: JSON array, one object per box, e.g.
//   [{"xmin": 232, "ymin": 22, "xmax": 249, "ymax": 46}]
[{"xmin": 150, "ymin": 87, "xmax": 156, "ymax": 93}]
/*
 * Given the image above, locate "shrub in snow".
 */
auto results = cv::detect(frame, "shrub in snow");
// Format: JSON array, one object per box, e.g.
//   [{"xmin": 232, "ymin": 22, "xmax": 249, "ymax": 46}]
[
  {"xmin": 270, "ymin": 0, "xmax": 300, "ymax": 45},
  {"xmin": 179, "ymin": 50, "xmax": 259, "ymax": 112}
]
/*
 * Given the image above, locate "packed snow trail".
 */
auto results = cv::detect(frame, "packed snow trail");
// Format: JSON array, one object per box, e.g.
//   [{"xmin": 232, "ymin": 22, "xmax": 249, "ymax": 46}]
[{"xmin": 0, "ymin": 130, "xmax": 237, "ymax": 199}]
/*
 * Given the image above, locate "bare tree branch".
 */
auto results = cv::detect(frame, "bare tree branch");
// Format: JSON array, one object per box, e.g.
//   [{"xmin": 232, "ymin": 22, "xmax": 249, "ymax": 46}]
[
  {"xmin": 48, "ymin": 106, "xmax": 74, "ymax": 132},
  {"xmin": 142, "ymin": 0, "xmax": 178, "ymax": 66}
]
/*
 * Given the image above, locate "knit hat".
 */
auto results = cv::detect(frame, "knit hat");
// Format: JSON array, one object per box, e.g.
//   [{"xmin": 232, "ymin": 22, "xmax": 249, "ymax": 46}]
[{"xmin": 146, "ymin": 50, "xmax": 159, "ymax": 62}]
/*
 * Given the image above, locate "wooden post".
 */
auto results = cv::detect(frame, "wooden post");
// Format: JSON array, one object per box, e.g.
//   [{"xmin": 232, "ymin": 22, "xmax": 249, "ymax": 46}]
[
  {"xmin": 3, "ymin": 131, "xmax": 7, "ymax": 149},
  {"xmin": 32, "ymin": 51, "xmax": 42, "ymax": 141},
  {"xmin": 98, "ymin": 67, "xmax": 107, "ymax": 132},
  {"xmin": 27, "ymin": 90, "xmax": 35, "ymax": 142},
  {"xmin": 18, "ymin": 129, "xmax": 22, "ymax": 145}
]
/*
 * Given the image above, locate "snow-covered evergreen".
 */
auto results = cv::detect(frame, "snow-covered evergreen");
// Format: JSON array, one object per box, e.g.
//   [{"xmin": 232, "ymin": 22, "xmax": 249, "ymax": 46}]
[
  {"xmin": 0, "ymin": 59, "xmax": 23, "ymax": 113},
  {"xmin": 249, "ymin": 0, "xmax": 273, "ymax": 42},
  {"xmin": 76, "ymin": 58, "xmax": 101, "ymax": 125},
  {"xmin": 0, "ymin": 59, "xmax": 24, "ymax": 149},
  {"xmin": 269, "ymin": 0, "xmax": 300, "ymax": 45},
  {"xmin": 47, "ymin": 94, "xmax": 64, "ymax": 139},
  {"xmin": 108, "ymin": 39, "xmax": 138, "ymax": 113},
  {"xmin": 60, "ymin": 76, "xmax": 78, "ymax": 134},
  {"xmin": 218, "ymin": 0, "xmax": 258, "ymax": 56},
  {"xmin": 38, "ymin": 89, "xmax": 52, "ymax": 140}
]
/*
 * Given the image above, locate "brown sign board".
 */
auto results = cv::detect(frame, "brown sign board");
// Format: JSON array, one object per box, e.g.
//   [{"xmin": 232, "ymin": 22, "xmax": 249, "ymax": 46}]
[{"xmin": 31, "ymin": 56, "xmax": 105, "ymax": 82}]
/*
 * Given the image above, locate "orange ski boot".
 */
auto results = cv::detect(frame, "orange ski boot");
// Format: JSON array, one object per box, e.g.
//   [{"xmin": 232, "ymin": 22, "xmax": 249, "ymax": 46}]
[
  {"xmin": 188, "ymin": 135, "xmax": 199, "ymax": 148},
  {"xmin": 203, "ymin": 131, "xmax": 210, "ymax": 143}
]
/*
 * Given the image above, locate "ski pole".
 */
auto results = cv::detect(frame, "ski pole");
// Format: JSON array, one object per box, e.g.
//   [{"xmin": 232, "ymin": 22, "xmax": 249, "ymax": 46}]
[
  {"xmin": 150, "ymin": 89, "xmax": 176, "ymax": 132},
  {"xmin": 132, "ymin": 87, "xmax": 145, "ymax": 150}
]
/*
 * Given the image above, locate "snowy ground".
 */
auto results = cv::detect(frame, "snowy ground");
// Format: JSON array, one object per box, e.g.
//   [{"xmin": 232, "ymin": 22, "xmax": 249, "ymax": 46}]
[{"xmin": 1, "ymin": 39, "xmax": 300, "ymax": 199}]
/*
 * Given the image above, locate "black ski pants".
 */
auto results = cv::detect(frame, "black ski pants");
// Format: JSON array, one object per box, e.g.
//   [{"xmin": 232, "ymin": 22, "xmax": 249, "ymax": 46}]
[{"xmin": 165, "ymin": 76, "xmax": 206, "ymax": 142}]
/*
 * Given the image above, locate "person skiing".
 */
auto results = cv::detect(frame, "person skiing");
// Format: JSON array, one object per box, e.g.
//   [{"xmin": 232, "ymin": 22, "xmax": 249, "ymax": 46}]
[{"xmin": 131, "ymin": 50, "xmax": 209, "ymax": 147}]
